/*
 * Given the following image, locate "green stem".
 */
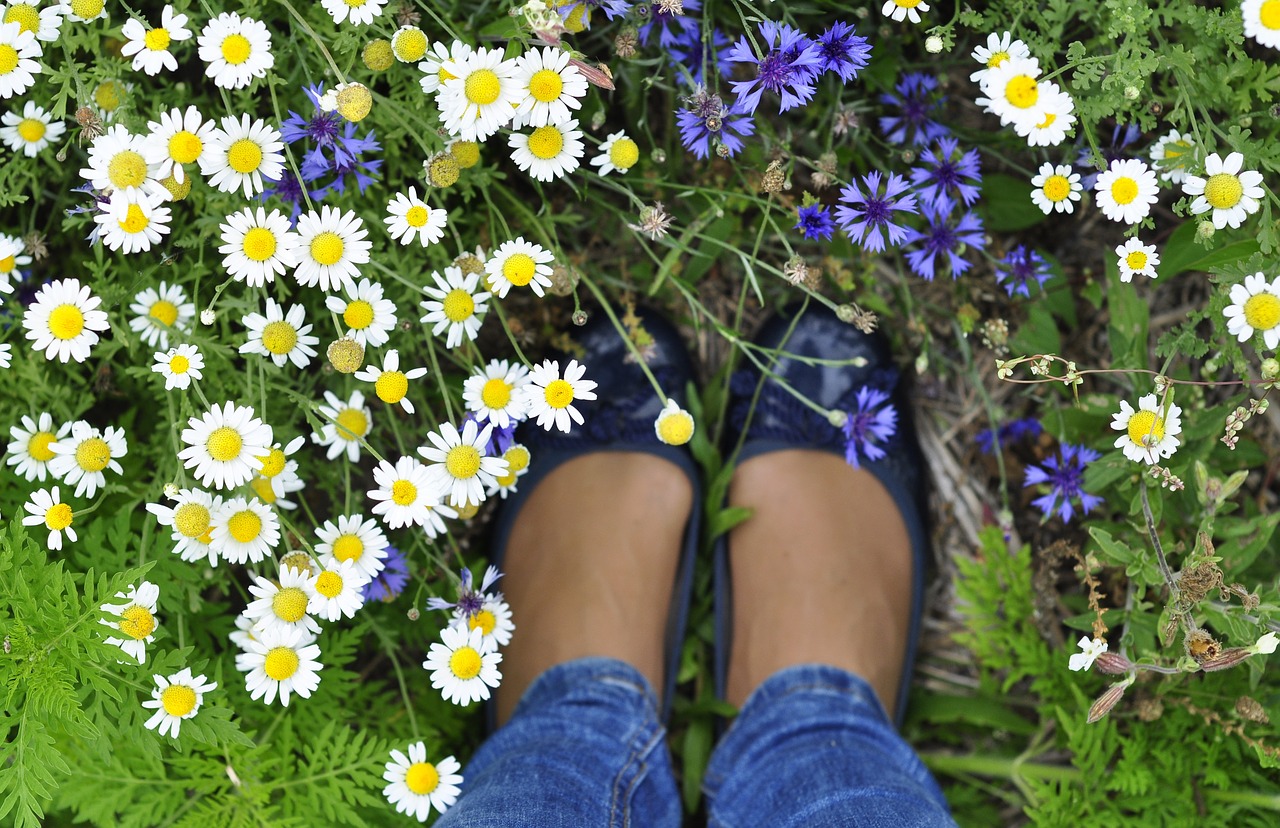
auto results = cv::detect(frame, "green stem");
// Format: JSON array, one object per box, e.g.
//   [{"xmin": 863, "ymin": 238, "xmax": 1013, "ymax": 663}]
[{"xmin": 920, "ymin": 752, "xmax": 1083, "ymax": 783}]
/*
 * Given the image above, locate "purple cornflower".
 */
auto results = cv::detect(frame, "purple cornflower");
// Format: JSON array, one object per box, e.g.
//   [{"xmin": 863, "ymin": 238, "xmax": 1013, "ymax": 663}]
[
  {"xmin": 639, "ymin": 0, "xmax": 700, "ymax": 46},
  {"xmin": 262, "ymin": 169, "xmax": 307, "ymax": 224},
  {"xmin": 879, "ymin": 72, "xmax": 949, "ymax": 147},
  {"xmin": 976, "ymin": 417, "xmax": 1042, "ymax": 454},
  {"xmin": 1024, "ymin": 443, "xmax": 1104, "ymax": 523},
  {"xmin": 794, "ymin": 204, "xmax": 836, "ymax": 241},
  {"xmin": 1076, "ymin": 123, "xmax": 1141, "ymax": 188},
  {"xmin": 909, "ymin": 137, "xmax": 982, "ymax": 210},
  {"xmin": 725, "ymin": 20, "xmax": 823, "ymax": 114},
  {"xmin": 304, "ymin": 122, "xmax": 382, "ymax": 200},
  {"xmin": 667, "ymin": 25, "xmax": 733, "ymax": 87},
  {"xmin": 280, "ymin": 85, "xmax": 342, "ymax": 148},
  {"xmin": 834, "ymin": 171, "xmax": 918, "ymax": 252},
  {"xmin": 266, "ymin": 83, "xmax": 382, "ymax": 206},
  {"xmin": 463, "ymin": 411, "xmax": 516, "ymax": 455},
  {"xmin": 996, "ymin": 245, "xmax": 1053, "ymax": 297},
  {"xmin": 842, "ymin": 386, "xmax": 898, "ymax": 468},
  {"xmin": 676, "ymin": 88, "xmax": 755, "ymax": 159},
  {"xmin": 363, "ymin": 545, "xmax": 409, "ymax": 603},
  {"xmin": 426, "ymin": 565, "xmax": 504, "ymax": 620},
  {"xmin": 815, "ymin": 21, "xmax": 871, "ymax": 82},
  {"xmin": 903, "ymin": 202, "xmax": 985, "ymax": 281}
]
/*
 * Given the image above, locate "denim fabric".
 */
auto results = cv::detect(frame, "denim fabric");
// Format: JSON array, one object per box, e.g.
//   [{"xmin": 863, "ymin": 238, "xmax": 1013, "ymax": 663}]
[{"xmin": 704, "ymin": 664, "xmax": 957, "ymax": 828}]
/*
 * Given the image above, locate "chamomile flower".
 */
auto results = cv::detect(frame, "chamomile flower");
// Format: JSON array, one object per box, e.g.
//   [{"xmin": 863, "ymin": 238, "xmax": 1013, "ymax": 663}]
[
  {"xmin": 57, "ymin": 0, "xmax": 104, "ymax": 23},
  {"xmin": 47, "ymin": 420, "xmax": 126, "ymax": 498},
  {"xmin": 141, "ymin": 668, "xmax": 216, "ymax": 738},
  {"xmin": 385, "ymin": 188, "xmax": 447, "ymax": 247},
  {"xmin": 368, "ymin": 455, "xmax": 439, "ymax": 529},
  {"xmin": 451, "ymin": 598, "xmax": 514, "ymax": 653},
  {"xmin": 1148, "ymin": 129, "xmax": 1196, "ymax": 184},
  {"xmin": 1115, "ymin": 238, "xmax": 1160, "ymax": 283},
  {"xmin": 121, "ymin": 5, "xmax": 191, "ymax": 76},
  {"xmin": 146, "ymin": 487, "xmax": 222, "ymax": 565},
  {"xmin": 522, "ymin": 358, "xmax": 598, "ymax": 433},
  {"xmin": 974, "ymin": 57, "xmax": 1043, "ymax": 129},
  {"xmin": 391, "ymin": 25, "xmax": 427, "ymax": 63},
  {"xmin": 0, "ymin": 343, "xmax": 8, "ymax": 367},
  {"xmin": 291, "ymin": 205, "xmax": 371, "ymax": 293},
  {"xmin": 6, "ymin": 412, "xmax": 68, "ymax": 482},
  {"xmin": 101, "ymin": 581, "xmax": 161, "ymax": 664},
  {"xmin": 81, "ymin": 124, "xmax": 163, "ymax": 197},
  {"xmin": 313, "ymin": 390, "xmax": 372, "ymax": 462},
  {"xmin": 512, "ymin": 46, "xmax": 588, "ymax": 128},
  {"xmin": 179, "ymin": 402, "xmax": 274, "ymax": 490},
  {"xmin": 590, "ymin": 130, "xmax": 641, "ymax": 176},
  {"xmin": 144, "ymin": 106, "xmax": 214, "ymax": 185},
  {"xmin": 210, "ymin": 495, "xmax": 280, "ymax": 565},
  {"xmin": 423, "ymin": 625, "xmax": 503, "ymax": 706},
  {"xmin": 152, "ymin": 344, "xmax": 204, "ymax": 390},
  {"xmin": 881, "ymin": 0, "xmax": 930, "ymax": 23},
  {"xmin": 436, "ymin": 45, "xmax": 520, "ymax": 142},
  {"xmin": 1, "ymin": 0, "xmax": 65, "ymax": 41},
  {"xmin": 244, "ymin": 565, "xmax": 320, "ymax": 635},
  {"xmin": 239, "ymin": 625, "xmax": 323, "ymax": 706},
  {"xmin": 417, "ymin": 39, "xmax": 473, "ymax": 95},
  {"xmin": 1111, "ymin": 394, "xmax": 1182, "ymax": 465},
  {"xmin": 250, "ymin": 435, "xmax": 306, "ymax": 503},
  {"xmin": 418, "ymin": 420, "xmax": 509, "ymax": 508},
  {"xmin": 0, "ymin": 231, "xmax": 30, "ymax": 290},
  {"xmin": 1094, "ymin": 158, "xmax": 1159, "ymax": 225},
  {"xmin": 654, "ymin": 398, "xmax": 696, "ymax": 446},
  {"xmin": 1013, "ymin": 84, "xmax": 1075, "ymax": 147},
  {"xmin": 485, "ymin": 466, "xmax": 525, "ymax": 500},
  {"xmin": 218, "ymin": 206, "xmax": 299, "ymax": 287},
  {"xmin": 23, "ymin": 278, "xmax": 110, "ymax": 363},
  {"xmin": 202, "ymin": 114, "xmax": 284, "ymax": 198},
  {"xmin": 0, "ymin": 20, "xmax": 40, "ymax": 99},
  {"xmin": 320, "ymin": 0, "xmax": 385, "ymax": 26},
  {"xmin": 1, "ymin": 100, "xmax": 63, "ymax": 156},
  {"xmin": 382, "ymin": 743, "xmax": 463, "ymax": 822},
  {"xmin": 354, "ymin": 350, "xmax": 428, "ymax": 413},
  {"xmin": 128, "ymin": 282, "xmax": 193, "ymax": 350},
  {"xmin": 462, "ymin": 359, "xmax": 530, "ymax": 428},
  {"xmin": 324, "ymin": 278, "xmax": 397, "ymax": 348},
  {"xmin": 509, "ymin": 118, "xmax": 584, "ymax": 182},
  {"xmin": 21, "ymin": 485, "xmax": 76, "ymax": 550},
  {"xmin": 969, "ymin": 31, "xmax": 1030, "ymax": 83},
  {"xmin": 1182, "ymin": 152, "xmax": 1265, "ymax": 230},
  {"xmin": 484, "ymin": 238, "xmax": 554, "ymax": 298},
  {"xmin": 198, "ymin": 12, "xmax": 274, "ymax": 90},
  {"xmin": 308, "ymin": 559, "xmax": 369, "ymax": 622},
  {"xmin": 1244, "ymin": 0, "xmax": 1280, "ymax": 49},
  {"xmin": 419, "ymin": 266, "xmax": 490, "ymax": 349},
  {"xmin": 1224, "ymin": 272, "xmax": 1280, "ymax": 350},
  {"xmin": 96, "ymin": 190, "xmax": 173, "ymax": 254},
  {"xmin": 315, "ymin": 514, "xmax": 388, "ymax": 581},
  {"xmin": 1030, "ymin": 162, "xmax": 1082, "ymax": 214},
  {"xmin": 239, "ymin": 299, "xmax": 319, "ymax": 369}
]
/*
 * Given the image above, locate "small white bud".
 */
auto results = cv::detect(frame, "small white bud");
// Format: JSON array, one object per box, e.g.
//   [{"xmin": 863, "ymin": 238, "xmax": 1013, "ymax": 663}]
[
  {"xmin": 200, "ymin": 309, "xmax": 216, "ymax": 326},
  {"xmin": 925, "ymin": 35, "xmax": 944, "ymax": 53}
]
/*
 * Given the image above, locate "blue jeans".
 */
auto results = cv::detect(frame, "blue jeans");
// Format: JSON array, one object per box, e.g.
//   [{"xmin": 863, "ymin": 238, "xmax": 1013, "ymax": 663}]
[{"xmin": 435, "ymin": 658, "xmax": 956, "ymax": 827}]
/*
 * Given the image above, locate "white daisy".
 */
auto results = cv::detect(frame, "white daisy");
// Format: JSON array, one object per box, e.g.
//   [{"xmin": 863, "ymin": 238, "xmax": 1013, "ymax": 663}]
[
  {"xmin": 5, "ymin": 412, "xmax": 68, "ymax": 482},
  {"xmin": 21, "ymin": 485, "xmax": 76, "ymax": 550},
  {"xmin": 417, "ymin": 39, "xmax": 473, "ymax": 95},
  {"xmin": 210, "ymin": 495, "xmax": 280, "ymax": 565},
  {"xmin": 22, "ymin": 277, "xmax": 110, "ymax": 363},
  {"xmin": 291, "ymin": 205, "xmax": 371, "ymax": 293},
  {"xmin": 179, "ymin": 401, "xmax": 273, "ymax": 490},
  {"xmin": 436, "ymin": 45, "xmax": 520, "ymax": 142},
  {"xmin": 244, "ymin": 565, "xmax": 320, "ymax": 635},
  {"xmin": 881, "ymin": 0, "xmax": 930, "ymax": 24},
  {"xmin": 0, "ymin": 20, "xmax": 40, "ymax": 100},
  {"xmin": 197, "ymin": 12, "xmax": 274, "ymax": 90},
  {"xmin": 1224, "ymin": 272, "xmax": 1280, "ymax": 350},
  {"xmin": 969, "ymin": 31, "xmax": 1031, "ymax": 83},
  {"xmin": 324, "ymin": 278, "xmax": 397, "ymax": 348},
  {"xmin": 0, "ymin": 231, "xmax": 30, "ymax": 290},
  {"xmin": 423, "ymin": 625, "xmax": 502, "ymax": 706},
  {"xmin": 308, "ymin": 559, "xmax": 369, "ymax": 622},
  {"xmin": 509, "ymin": 118, "xmax": 584, "ymax": 182},
  {"xmin": 484, "ymin": 465, "xmax": 526, "ymax": 500},
  {"xmin": 1094, "ymin": 158, "xmax": 1159, "ymax": 225},
  {"xmin": 218, "ymin": 206, "xmax": 299, "ymax": 287},
  {"xmin": 590, "ymin": 130, "xmax": 641, "ymax": 176},
  {"xmin": 144, "ymin": 105, "xmax": 214, "ymax": 185},
  {"xmin": 1182, "ymin": 152, "xmax": 1266, "ymax": 230},
  {"xmin": 354, "ymin": 349, "xmax": 428, "ymax": 413},
  {"xmin": 382, "ymin": 744, "xmax": 463, "ymax": 822},
  {"xmin": 239, "ymin": 299, "xmax": 319, "ymax": 369},
  {"xmin": 1244, "ymin": 0, "xmax": 1280, "ymax": 49},
  {"xmin": 462, "ymin": 359, "xmax": 530, "ymax": 428},
  {"xmin": 152, "ymin": 343, "xmax": 204, "ymax": 390},
  {"xmin": 1111, "ymin": 394, "xmax": 1182, "ymax": 465},
  {"xmin": 146, "ymin": 487, "xmax": 222, "ymax": 565},
  {"xmin": 313, "ymin": 389, "xmax": 372, "ymax": 462},
  {"xmin": 80, "ymin": 124, "xmax": 163, "ymax": 198},
  {"xmin": 418, "ymin": 420, "xmax": 509, "ymax": 508},
  {"xmin": 0, "ymin": 100, "xmax": 63, "ymax": 156},
  {"xmin": 100, "ymin": 581, "xmax": 161, "ymax": 664},
  {"xmin": 96, "ymin": 190, "xmax": 172, "ymax": 254},
  {"xmin": 419, "ymin": 265, "xmax": 490, "ymax": 349},
  {"xmin": 315, "ymin": 514, "xmax": 388, "ymax": 581},
  {"xmin": 522, "ymin": 358, "xmax": 598, "ymax": 433},
  {"xmin": 451, "ymin": 598, "xmax": 514, "ymax": 653},
  {"xmin": 1, "ymin": 0, "xmax": 65, "ymax": 41},
  {"xmin": 0, "ymin": 342, "xmax": 8, "ymax": 367},
  {"xmin": 128, "ymin": 281, "xmax": 193, "ymax": 350},
  {"xmin": 201, "ymin": 114, "xmax": 284, "ymax": 198},
  {"xmin": 90, "ymin": 79, "xmax": 133, "ymax": 123},
  {"xmin": 512, "ymin": 46, "xmax": 588, "ymax": 128},
  {"xmin": 1115, "ymin": 238, "xmax": 1160, "ymax": 283},
  {"xmin": 390, "ymin": 25, "xmax": 427, "ymax": 62},
  {"xmin": 1030, "ymin": 162, "xmax": 1082, "ymax": 215},
  {"xmin": 47, "ymin": 420, "xmax": 126, "ymax": 499},
  {"xmin": 484, "ymin": 238, "xmax": 554, "ymax": 298},
  {"xmin": 320, "ymin": 0, "xmax": 385, "ymax": 26},
  {"xmin": 385, "ymin": 188, "xmax": 447, "ymax": 247},
  {"xmin": 1148, "ymin": 129, "xmax": 1196, "ymax": 184},
  {"xmin": 239, "ymin": 625, "xmax": 323, "ymax": 706},
  {"xmin": 654, "ymin": 398, "xmax": 696, "ymax": 446},
  {"xmin": 56, "ymin": 0, "xmax": 104, "ymax": 23},
  {"xmin": 141, "ymin": 668, "xmax": 217, "ymax": 738},
  {"xmin": 121, "ymin": 5, "xmax": 191, "ymax": 76},
  {"xmin": 974, "ymin": 56, "xmax": 1043, "ymax": 129},
  {"xmin": 249, "ymin": 435, "xmax": 307, "ymax": 503},
  {"xmin": 368, "ymin": 455, "xmax": 440, "ymax": 530},
  {"xmin": 1013, "ymin": 83, "xmax": 1075, "ymax": 147}
]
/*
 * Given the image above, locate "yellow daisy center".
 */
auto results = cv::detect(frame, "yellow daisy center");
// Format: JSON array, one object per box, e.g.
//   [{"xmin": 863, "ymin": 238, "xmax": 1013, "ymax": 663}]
[
  {"xmin": 314, "ymin": 571, "xmax": 343, "ymax": 599},
  {"xmin": 609, "ymin": 138, "xmax": 640, "ymax": 170},
  {"xmin": 393, "ymin": 28, "xmax": 427, "ymax": 62},
  {"xmin": 528, "ymin": 68, "xmax": 563, "ymax": 103},
  {"xmin": 221, "ymin": 34, "xmax": 251, "ymax": 65},
  {"xmin": 227, "ymin": 509, "xmax": 262, "ymax": 544},
  {"xmin": 227, "ymin": 138, "xmax": 262, "ymax": 174},
  {"xmin": 1003, "ymin": 75, "xmax": 1038, "ymax": 109},
  {"xmin": 258, "ymin": 447, "xmax": 287, "ymax": 478},
  {"xmin": 1126, "ymin": 410, "xmax": 1166, "ymax": 447},
  {"xmin": 343, "ymin": 299, "xmax": 374, "ymax": 329},
  {"xmin": 1043, "ymin": 175, "xmax": 1071, "ymax": 202},
  {"xmin": 481, "ymin": 378, "xmax": 512, "ymax": 409},
  {"xmin": 119, "ymin": 204, "xmax": 150, "ymax": 234},
  {"xmin": 335, "ymin": 407, "xmax": 368, "ymax": 441},
  {"xmin": 70, "ymin": 0, "xmax": 103, "ymax": 18},
  {"xmin": 168, "ymin": 354, "xmax": 190, "ymax": 373},
  {"xmin": 1244, "ymin": 293, "xmax": 1280, "ymax": 331},
  {"xmin": 0, "ymin": 254, "xmax": 13, "ymax": 272},
  {"xmin": 375, "ymin": 370, "xmax": 409, "ymax": 403},
  {"xmin": 502, "ymin": 253, "xmax": 537, "ymax": 286},
  {"xmin": 4, "ymin": 4, "xmax": 38, "ymax": 33},
  {"xmin": 494, "ymin": 470, "xmax": 518, "ymax": 488},
  {"xmin": 161, "ymin": 684, "xmax": 197, "ymax": 716},
  {"xmin": 442, "ymin": 288, "xmax": 475, "ymax": 322},
  {"xmin": 120, "ymin": 605, "xmax": 156, "ymax": 639},
  {"xmin": 145, "ymin": 27, "xmax": 171, "ymax": 51},
  {"xmin": 657, "ymin": 411, "xmax": 695, "ymax": 446},
  {"xmin": 986, "ymin": 50, "xmax": 1009, "ymax": 69},
  {"xmin": 445, "ymin": 445, "xmax": 482, "ymax": 479},
  {"xmin": 894, "ymin": 0, "xmax": 923, "ymax": 7},
  {"xmin": 464, "ymin": 69, "xmax": 501, "ymax": 105},
  {"xmin": 240, "ymin": 227, "xmax": 276, "ymax": 262},
  {"xmin": 0, "ymin": 45, "xmax": 16, "ymax": 76},
  {"xmin": 344, "ymin": 0, "xmax": 368, "ymax": 7},
  {"xmin": 44, "ymin": 502, "xmax": 73, "ymax": 531},
  {"xmin": 168, "ymin": 130, "xmax": 204, "ymax": 164},
  {"xmin": 17, "ymin": 117, "xmax": 45, "ymax": 143},
  {"xmin": 543, "ymin": 379, "xmax": 575, "ymax": 409},
  {"xmin": 149, "ymin": 299, "xmax": 179, "ymax": 327},
  {"xmin": 94, "ymin": 81, "xmax": 125, "ymax": 112},
  {"xmin": 310, "ymin": 231, "xmax": 344, "ymax": 266},
  {"xmin": 450, "ymin": 140, "xmax": 480, "ymax": 168},
  {"xmin": 264, "ymin": 646, "xmax": 299, "ymax": 680},
  {"xmin": 206, "ymin": 425, "xmax": 243, "ymax": 462},
  {"xmin": 281, "ymin": 551, "xmax": 314, "ymax": 575},
  {"xmin": 75, "ymin": 436, "xmax": 111, "ymax": 472},
  {"xmin": 468, "ymin": 609, "xmax": 497, "ymax": 636},
  {"xmin": 503, "ymin": 445, "xmax": 530, "ymax": 472},
  {"xmin": 173, "ymin": 502, "xmax": 211, "ymax": 539},
  {"xmin": 48, "ymin": 304, "xmax": 85, "ymax": 340},
  {"xmin": 404, "ymin": 205, "xmax": 429, "ymax": 228},
  {"xmin": 272, "ymin": 586, "xmax": 308, "ymax": 622},
  {"xmin": 1262, "ymin": 0, "xmax": 1280, "ymax": 30},
  {"xmin": 527, "ymin": 126, "xmax": 564, "ymax": 160},
  {"xmin": 249, "ymin": 476, "xmax": 276, "ymax": 504},
  {"xmin": 1036, "ymin": 112, "xmax": 1057, "ymax": 129},
  {"xmin": 405, "ymin": 762, "xmax": 440, "ymax": 795},
  {"xmin": 107, "ymin": 150, "xmax": 148, "ymax": 190},
  {"xmin": 261, "ymin": 320, "xmax": 298, "ymax": 356},
  {"xmin": 1125, "ymin": 251, "xmax": 1148, "ymax": 271},
  {"xmin": 449, "ymin": 645, "xmax": 483, "ymax": 679},
  {"xmin": 563, "ymin": 3, "xmax": 588, "ymax": 32},
  {"xmin": 27, "ymin": 431, "xmax": 57, "ymax": 462},
  {"xmin": 332, "ymin": 533, "xmax": 364, "ymax": 562},
  {"xmin": 1110, "ymin": 176, "xmax": 1138, "ymax": 205},
  {"xmin": 391, "ymin": 479, "xmax": 417, "ymax": 506},
  {"xmin": 1204, "ymin": 173, "xmax": 1244, "ymax": 210}
]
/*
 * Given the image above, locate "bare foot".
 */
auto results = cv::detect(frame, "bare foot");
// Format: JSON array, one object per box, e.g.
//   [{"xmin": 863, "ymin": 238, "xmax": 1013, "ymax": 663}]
[
  {"xmin": 495, "ymin": 452, "xmax": 692, "ymax": 725},
  {"xmin": 725, "ymin": 450, "xmax": 913, "ymax": 719}
]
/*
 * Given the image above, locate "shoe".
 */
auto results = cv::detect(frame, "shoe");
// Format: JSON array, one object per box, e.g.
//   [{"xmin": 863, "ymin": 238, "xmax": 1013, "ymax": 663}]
[
  {"xmin": 714, "ymin": 303, "xmax": 928, "ymax": 727},
  {"xmin": 487, "ymin": 307, "xmax": 701, "ymax": 723}
]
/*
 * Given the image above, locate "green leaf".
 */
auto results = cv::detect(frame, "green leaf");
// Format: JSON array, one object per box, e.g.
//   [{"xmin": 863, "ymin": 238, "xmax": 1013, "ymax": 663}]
[
  {"xmin": 980, "ymin": 173, "xmax": 1046, "ymax": 232},
  {"xmin": 1159, "ymin": 220, "xmax": 1261, "ymax": 277},
  {"xmin": 708, "ymin": 507, "xmax": 753, "ymax": 538}
]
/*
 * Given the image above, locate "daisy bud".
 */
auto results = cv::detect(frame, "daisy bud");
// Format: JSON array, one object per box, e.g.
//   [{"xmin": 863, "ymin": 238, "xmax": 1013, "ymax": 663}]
[
  {"xmin": 391, "ymin": 26, "xmax": 428, "ymax": 63},
  {"xmin": 1262, "ymin": 358, "xmax": 1280, "ymax": 381},
  {"xmin": 200, "ymin": 309, "xmax": 216, "ymax": 326},
  {"xmin": 654, "ymin": 399, "xmax": 695, "ymax": 446},
  {"xmin": 1124, "ymin": 85, "xmax": 1141, "ymax": 100},
  {"xmin": 425, "ymin": 152, "xmax": 461, "ymax": 188},
  {"xmin": 163, "ymin": 482, "xmax": 180, "ymax": 499},
  {"xmin": 280, "ymin": 551, "xmax": 316, "ymax": 576},
  {"xmin": 925, "ymin": 35, "xmax": 944, "ymax": 53},
  {"xmin": 159, "ymin": 171, "xmax": 192, "ymax": 202},
  {"xmin": 448, "ymin": 140, "xmax": 481, "ymax": 169},
  {"xmin": 327, "ymin": 337, "xmax": 365, "ymax": 374},
  {"xmin": 406, "ymin": 607, "xmax": 421, "ymax": 621},
  {"xmin": 1197, "ymin": 221, "xmax": 1216, "ymax": 240},
  {"xmin": 363, "ymin": 39, "xmax": 394, "ymax": 72},
  {"xmin": 455, "ymin": 500, "xmax": 480, "ymax": 520},
  {"xmin": 826, "ymin": 409, "xmax": 849, "ymax": 428},
  {"xmin": 571, "ymin": 309, "xmax": 589, "ymax": 326},
  {"xmin": 336, "ymin": 83, "xmax": 373, "ymax": 123}
]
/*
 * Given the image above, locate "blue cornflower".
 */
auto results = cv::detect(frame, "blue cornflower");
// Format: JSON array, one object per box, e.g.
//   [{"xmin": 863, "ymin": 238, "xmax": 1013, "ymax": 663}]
[
  {"xmin": 909, "ymin": 137, "xmax": 982, "ymax": 210},
  {"xmin": 363, "ymin": 545, "xmax": 409, "ymax": 603},
  {"xmin": 996, "ymin": 245, "xmax": 1053, "ymax": 297},
  {"xmin": 903, "ymin": 202, "xmax": 985, "ymax": 281},
  {"xmin": 1076, "ymin": 123, "xmax": 1141, "ymax": 188},
  {"xmin": 976, "ymin": 417, "xmax": 1042, "ymax": 454},
  {"xmin": 267, "ymin": 84, "xmax": 382, "ymax": 205},
  {"xmin": 303, "ymin": 122, "xmax": 382, "ymax": 200},
  {"xmin": 639, "ymin": 0, "xmax": 700, "ymax": 46},
  {"xmin": 676, "ymin": 89, "xmax": 756, "ymax": 159},
  {"xmin": 724, "ymin": 20, "xmax": 823, "ymax": 114},
  {"xmin": 879, "ymin": 72, "xmax": 949, "ymax": 147},
  {"xmin": 262, "ymin": 169, "xmax": 307, "ymax": 224},
  {"xmin": 1024, "ymin": 443, "xmax": 1103, "ymax": 523},
  {"xmin": 815, "ymin": 21, "xmax": 871, "ymax": 82},
  {"xmin": 842, "ymin": 386, "xmax": 898, "ymax": 468},
  {"xmin": 426, "ymin": 565, "xmax": 504, "ymax": 620},
  {"xmin": 794, "ymin": 204, "xmax": 836, "ymax": 241},
  {"xmin": 834, "ymin": 171, "xmax": 918, "ymax": 252},
  {"xmin": 667, "ymin": 25, "xmax": 733, "ymax": 87},
  {"xmin": 280, "ymin": 85, "xmax": 342, "ymax": 148},
  {"xmin": 462, "ymin": 411, "xmax": 517, "ymax": 456}
]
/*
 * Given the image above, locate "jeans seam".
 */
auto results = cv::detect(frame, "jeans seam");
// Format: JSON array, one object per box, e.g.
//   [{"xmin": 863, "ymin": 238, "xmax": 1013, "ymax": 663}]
[{"xmin": 610, "ymin": 722, "xmax": 664, "ymax": 828}]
